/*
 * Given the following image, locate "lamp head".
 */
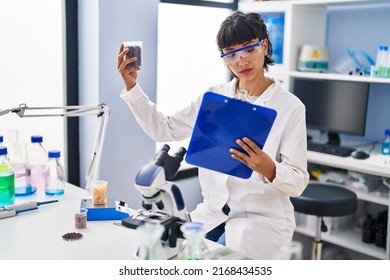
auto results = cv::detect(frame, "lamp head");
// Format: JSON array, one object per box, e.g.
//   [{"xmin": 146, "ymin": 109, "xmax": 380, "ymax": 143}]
[{"xmin": 0, "ymin": 104, "xmax": 26, "ymax": 117}]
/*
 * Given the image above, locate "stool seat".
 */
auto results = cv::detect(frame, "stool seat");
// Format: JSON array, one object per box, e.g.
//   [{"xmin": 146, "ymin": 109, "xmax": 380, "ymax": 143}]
[
  {"xmin": 291, "ymin": 183, "xmax": 357, "ymax": 217},
  {"xmin": 290, "ymin": 182, "xmax": 357, "ymax": 260}
]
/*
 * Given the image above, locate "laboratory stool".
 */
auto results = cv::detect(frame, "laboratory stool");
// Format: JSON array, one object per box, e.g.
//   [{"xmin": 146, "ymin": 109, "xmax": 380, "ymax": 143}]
[{"xmin": 290, "ymin": 182, "xmax": 357, "ymax": 260}]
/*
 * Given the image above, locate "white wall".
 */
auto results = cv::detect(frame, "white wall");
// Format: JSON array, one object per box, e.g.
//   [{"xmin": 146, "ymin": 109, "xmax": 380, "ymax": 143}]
[
  {"xmin": 156, "ymin": 4, "xmax": 230, "ymax": 162},
  {"xmin": 0, "ymin": 0, "xmax": 66, "ymax": 174}
]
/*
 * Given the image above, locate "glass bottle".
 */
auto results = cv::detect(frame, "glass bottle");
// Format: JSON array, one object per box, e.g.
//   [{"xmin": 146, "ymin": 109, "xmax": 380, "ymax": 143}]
[
  {"xmin": 177, "ymin": 222, "xmax": 209, "ymax": 260},
  {"xmin": 26, "ymin": 135, "xmax": 48, "ymax": 191},
  {"xmin": 362, "ymin": 214, "xmax": 376, "ymax": 243},
  {"xmin": 0, "ymin": 146, "xmax": 15, "ymax": 207},
  {"xmin": 8, "ymin": 130, "xmax": 34, "ymax": 196},
  {"xmin": 44, "ymin": 150, "xmax": 65, "ymax": 195},
  {"xmin": 137, "ymin": 222, "xmax": 166, "ymax": 260}
]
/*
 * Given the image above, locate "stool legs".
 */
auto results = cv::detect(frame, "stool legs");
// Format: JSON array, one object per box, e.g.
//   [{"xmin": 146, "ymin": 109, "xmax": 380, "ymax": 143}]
[{"xmin": 311, "ymin": 217, "xmax": 323, "ymax": 260}]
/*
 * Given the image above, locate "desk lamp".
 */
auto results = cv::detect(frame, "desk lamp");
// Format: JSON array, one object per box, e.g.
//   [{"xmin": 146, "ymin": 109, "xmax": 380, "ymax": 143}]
[{"xmin": 0, "ymin": 103, "xmax": 110, "ymax": 192}]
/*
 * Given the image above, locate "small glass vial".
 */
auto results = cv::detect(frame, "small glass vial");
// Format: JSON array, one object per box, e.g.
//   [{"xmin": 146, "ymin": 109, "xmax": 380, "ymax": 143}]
[
  {"xmin": 381, "ymin": 129, "xmax": 390, "ymax": 155},
  {"xmin": 75, "ymin": 208, "xmax": 88, "ymax": 229},
  {"xmin": 0, "ymin": 146, "xmax": 15, "ymax": 207},
  {"xmin": 178, "ymin": 222, "xmax": 209, "ymax": 260},
  {"xmin": 26, "ymin": 135, "xmax": 48, "ymax": 191},
  {"xmin": 44, "ymin": 150, "xmax": 65, "ymax": 195}
]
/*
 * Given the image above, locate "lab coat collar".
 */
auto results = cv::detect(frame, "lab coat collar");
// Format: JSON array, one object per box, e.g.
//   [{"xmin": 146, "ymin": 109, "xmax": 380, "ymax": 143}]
[{"xmin": 229, "ymin": 77, "xmax": 280, "ymax": 106}]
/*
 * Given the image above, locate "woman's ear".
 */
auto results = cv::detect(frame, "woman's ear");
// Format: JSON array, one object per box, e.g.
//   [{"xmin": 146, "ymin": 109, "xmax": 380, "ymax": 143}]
[{"xmin": 262, "ymin": 38, "xmax": 269, "ymax": 56}]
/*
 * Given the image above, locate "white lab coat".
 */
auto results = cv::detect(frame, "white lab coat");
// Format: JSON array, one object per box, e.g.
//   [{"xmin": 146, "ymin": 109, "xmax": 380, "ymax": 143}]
[{"xmin": 120, "ymin": 78, "xmax": 309, "ymax": 259}]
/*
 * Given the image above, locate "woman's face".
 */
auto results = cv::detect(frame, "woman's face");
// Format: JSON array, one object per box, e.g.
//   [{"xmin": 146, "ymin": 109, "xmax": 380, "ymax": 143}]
[{"xmin": 221, "ymin": 38, "xmax": 268, "ymax": 80}]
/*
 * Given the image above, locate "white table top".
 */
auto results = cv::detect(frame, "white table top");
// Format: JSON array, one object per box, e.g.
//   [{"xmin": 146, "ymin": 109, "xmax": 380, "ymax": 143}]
[
  {"xmin": 0, "ymin": 183, "xmax": 221, "ymax": 260},
  {"xmin": 0, "ymin": 183, "xmax": 142, "ymax": 260}
]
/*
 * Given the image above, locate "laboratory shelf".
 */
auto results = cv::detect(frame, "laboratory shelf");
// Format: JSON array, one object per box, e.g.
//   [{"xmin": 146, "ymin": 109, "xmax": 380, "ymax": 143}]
[
  {"xmin": 289, "ymin": 71, "xmax": 390, "ymax": 84},
  {"xmin": 295, "ymin": 225, "xmax": 387, "ymax": 260},
  {"xmin": 308, "ymin": 151, "xmax": 390, "ymax": 179}
]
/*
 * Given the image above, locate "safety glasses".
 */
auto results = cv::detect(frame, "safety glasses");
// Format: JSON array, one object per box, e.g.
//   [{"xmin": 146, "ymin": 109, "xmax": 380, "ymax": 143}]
[{"xmin": 220, "ymin": 39, "xmax": 264, "ymax": 65}]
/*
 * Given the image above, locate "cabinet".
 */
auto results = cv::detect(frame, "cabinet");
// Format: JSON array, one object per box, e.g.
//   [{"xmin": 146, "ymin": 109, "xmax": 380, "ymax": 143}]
[{"xmin": 240, "ymin": 0, "xmax": 390, "ymax": 259}]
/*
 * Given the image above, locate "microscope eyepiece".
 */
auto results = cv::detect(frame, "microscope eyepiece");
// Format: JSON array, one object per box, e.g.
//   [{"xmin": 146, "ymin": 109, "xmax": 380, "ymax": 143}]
[
  {"xmin": 173, "ymin": 147, "xmax": 187, "ymax": 162},
  {"xmin": 152, "ymin": 144, "xmax": 187, "ymax": 181},
  {"xmin": 153, "ymin": 144, "xmax": 171, "ymax": 167},
  {"xmin": 161, "ymin": 144, "xmax": 170, "ymax": 153}
]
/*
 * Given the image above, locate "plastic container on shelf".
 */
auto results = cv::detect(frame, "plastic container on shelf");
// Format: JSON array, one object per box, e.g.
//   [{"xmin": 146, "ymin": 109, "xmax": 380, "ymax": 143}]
[
  {"xmin": 385, "ymin": 48, "xmax": 390, "ymax": 78},
  {"xmin": 0, "ymin": 146, "xmax": 15, "ymax": 207},
  {"xmin": 44, "ymin": 150, "xmax": 65, "ymax": 195},
  {"xmin": 26, "ymin": 135, "xmax": 48, "ymax": 191},
  {"xmin": 374, "ymin": 45, "xmax": 389, "ymax": 77},
  {"xmin": 8, "ymin": 130, "xmax": 34, "ymax": 196},
  {"xmin": 381, "ymin": 129, "xmax": 390, "ymax": 155}
]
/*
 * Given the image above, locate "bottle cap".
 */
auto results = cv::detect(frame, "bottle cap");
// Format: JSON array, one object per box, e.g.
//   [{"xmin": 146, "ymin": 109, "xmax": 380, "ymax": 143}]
[
  {"xmin": 31, "ymin": 135, "xmax": 43, "ymax": 143},
  {"xmin": 48, "ymin": 150, "xmax": 61, "ymax": 158},
  {"xmin": 385, "ymin": 129, "xmax": 390, "ymax": 136},
  {"xmin": 0, "ymin": 146, "xmax": 7, "ymax": 155},
  {"xmin": 0, "ymin": 135, "xmax": 3, "ymax": 142}
]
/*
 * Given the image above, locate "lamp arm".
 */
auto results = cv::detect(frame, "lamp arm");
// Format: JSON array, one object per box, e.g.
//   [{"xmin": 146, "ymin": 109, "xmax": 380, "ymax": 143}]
[
  {"xmin": 2, "ymin": 103, "xmax": 110, "ymax": 191},
  {"xmin": 85, "ymin": 105, "xmax": 110, "ymax": 192}
]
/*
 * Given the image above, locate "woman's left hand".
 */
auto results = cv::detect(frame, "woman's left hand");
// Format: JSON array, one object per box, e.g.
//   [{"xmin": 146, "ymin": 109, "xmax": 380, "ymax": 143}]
[{"xmin": 230, "ymin": 137, "xmax": 276, "ymax": 181}]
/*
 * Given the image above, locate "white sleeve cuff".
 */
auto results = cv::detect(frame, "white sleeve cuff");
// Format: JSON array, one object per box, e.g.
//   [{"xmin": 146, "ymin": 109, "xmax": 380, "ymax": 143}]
[{"xmin": 120, "ymin": 83, "xmax": 144, "ymax": 104}]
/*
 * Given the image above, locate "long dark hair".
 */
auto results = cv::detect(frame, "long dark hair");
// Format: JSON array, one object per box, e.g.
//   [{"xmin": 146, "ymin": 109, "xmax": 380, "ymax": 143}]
[{"xmin": 217, "ymin": 11, "xmax": 274, "ymax": 71}]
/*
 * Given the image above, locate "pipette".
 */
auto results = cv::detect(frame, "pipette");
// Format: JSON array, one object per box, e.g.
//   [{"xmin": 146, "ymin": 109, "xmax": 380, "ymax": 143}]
[{"xmin": 0, "ymin": 200, "xmax": 58, "ymax": 219}]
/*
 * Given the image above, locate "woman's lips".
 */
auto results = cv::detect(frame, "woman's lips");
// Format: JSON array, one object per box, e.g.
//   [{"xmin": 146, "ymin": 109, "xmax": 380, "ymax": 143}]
[{"xmin": 239, "ymin": 68, "xmax": 252, "ymax": 75}]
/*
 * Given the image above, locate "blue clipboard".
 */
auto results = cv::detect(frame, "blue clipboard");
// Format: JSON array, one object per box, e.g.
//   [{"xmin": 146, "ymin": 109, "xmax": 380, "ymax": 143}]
[{"xmin": 185, "ymin": 92, "xmax": 277, "ymax": 179}]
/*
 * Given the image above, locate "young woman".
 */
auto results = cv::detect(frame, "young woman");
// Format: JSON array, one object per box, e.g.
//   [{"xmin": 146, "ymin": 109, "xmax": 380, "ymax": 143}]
[{"xmin": 117, "ymin": 11, "xmax": 309, "ymax": 259}]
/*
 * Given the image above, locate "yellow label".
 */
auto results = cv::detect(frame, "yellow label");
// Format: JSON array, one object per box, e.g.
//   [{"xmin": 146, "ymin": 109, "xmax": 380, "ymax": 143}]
[
  {"xmin": 311, "ymin": 50, "xmax": 320, "ymax": 58},
  {"xmin": 0, "ymin": 164, "xmax": 9, "ymax": 173}
]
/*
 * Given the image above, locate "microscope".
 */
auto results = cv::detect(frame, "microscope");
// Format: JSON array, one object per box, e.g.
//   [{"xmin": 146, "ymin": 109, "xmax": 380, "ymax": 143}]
[{"xmin": 121, "ymin": 144, "xmax": 190, "ymax": 259}]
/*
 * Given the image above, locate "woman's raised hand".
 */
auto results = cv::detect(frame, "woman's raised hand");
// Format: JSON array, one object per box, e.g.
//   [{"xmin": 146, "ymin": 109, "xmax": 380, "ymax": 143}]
[{"xmin": 117, "ymin": 43, "xmax": 140, "ymax": 91}]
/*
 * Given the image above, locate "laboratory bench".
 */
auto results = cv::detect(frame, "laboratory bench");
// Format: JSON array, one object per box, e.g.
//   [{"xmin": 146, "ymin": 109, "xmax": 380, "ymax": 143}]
[{"xmin": 0, "ymin": 183, "xmax": 219, "ymax": 260}]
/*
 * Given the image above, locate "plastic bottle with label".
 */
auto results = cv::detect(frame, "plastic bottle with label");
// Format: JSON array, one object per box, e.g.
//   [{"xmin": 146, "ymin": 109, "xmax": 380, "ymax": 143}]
[
  {"xmin": 0, "ymin": 146, "xmax": 15, "ymax": 207},
  {"xmin": 8, "ymin": 130, "xmax": 34, "ymax": 196},
  {"xmin": 381, "ymin": 129, "xmax": 390, "ymax": 155},
  {"xmin": 26, "ymin": 135, "xmax": 48, "ymax": 191},
  {"xmin": 44, "ymin": 150, "xmax": 65, "ymax": 195},
  {"xmin": 375, "ymin": 45, "xmax": 388, "ymax": 77}
]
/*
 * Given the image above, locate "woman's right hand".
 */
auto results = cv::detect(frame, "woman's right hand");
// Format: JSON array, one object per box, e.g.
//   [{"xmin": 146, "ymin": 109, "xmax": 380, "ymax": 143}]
[{"xmin": 117, "ymin": 43, "xmax": 140, "ymax": 91}]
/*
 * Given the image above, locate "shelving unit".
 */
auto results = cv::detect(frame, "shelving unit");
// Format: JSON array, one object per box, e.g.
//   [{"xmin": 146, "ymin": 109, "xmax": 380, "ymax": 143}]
[
  {"xmin": 304, "ymin": 152, "xmax": 390, "ymax": 259},
  {"xmin": 240, "ymin": 0, "xmax": 390, "ymax": 259},
  {"xmin": 289, "ymin": 71, "xmax": 390, "ymax": 84}
]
